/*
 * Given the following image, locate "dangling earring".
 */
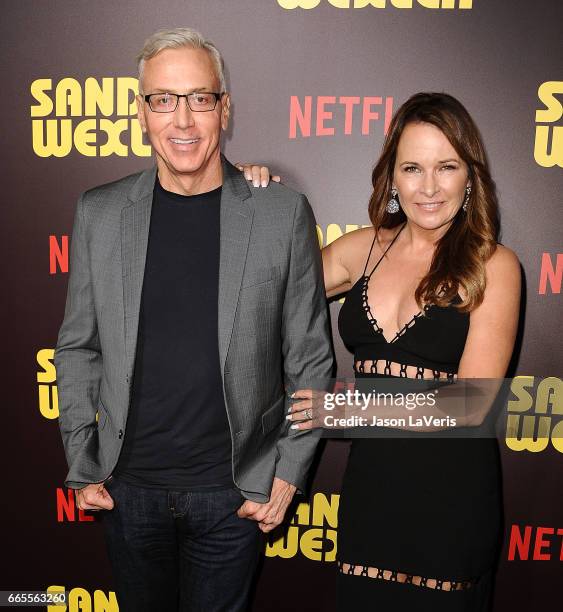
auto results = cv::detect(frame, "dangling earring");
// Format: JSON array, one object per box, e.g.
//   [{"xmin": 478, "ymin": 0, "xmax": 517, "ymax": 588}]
[
  {"xmin": 386, "ymin": 187, "xmax": 400, "ymax": 214},
  {"xmin": 462, "ymin": 186, "xmax": 471, "ymax": 211}
]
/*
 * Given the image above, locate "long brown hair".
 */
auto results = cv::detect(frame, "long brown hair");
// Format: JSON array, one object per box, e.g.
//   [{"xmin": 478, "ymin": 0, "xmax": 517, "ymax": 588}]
[{"xmin": 368, "ymin": 92, "xmax": 499, "ymax": 312}]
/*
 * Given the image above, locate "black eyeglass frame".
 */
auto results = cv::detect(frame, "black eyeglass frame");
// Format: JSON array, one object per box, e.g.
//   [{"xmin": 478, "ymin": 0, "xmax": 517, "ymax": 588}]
[{"xmin": 143, "ymin": 92, "xmax": 225, "ymax": 113}]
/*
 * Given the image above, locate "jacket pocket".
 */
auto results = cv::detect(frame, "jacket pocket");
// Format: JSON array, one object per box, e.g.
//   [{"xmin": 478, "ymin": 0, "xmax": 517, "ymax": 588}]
[{"xmin": 241, "ymin": 265, "xmax": 280, "ymax": 289}]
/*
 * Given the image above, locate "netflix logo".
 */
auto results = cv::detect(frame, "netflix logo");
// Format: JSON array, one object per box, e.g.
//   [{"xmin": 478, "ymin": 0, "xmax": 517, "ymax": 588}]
[
  {"xmin": 289, "ymin": 95, "xmax": 393, "ymax": 139},
  {"xmin": 508, "ymin": 524, "xmax": 563, "ymax": 561},
  {"xmin": 50, "ymin": 235, "xmax": 68, "ymax": 274},
  {"xmin": 538, "ymin": 252, "xmax": 562, "ymax": 295},
  {"xmin": 56, "ymin": 488, "xmax": 96, "ymax": 522}
]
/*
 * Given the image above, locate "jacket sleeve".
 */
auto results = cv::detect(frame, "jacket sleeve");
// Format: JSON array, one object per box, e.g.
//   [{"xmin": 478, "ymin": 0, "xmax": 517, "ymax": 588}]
[
  {"xmin": 54, "ymin": 193, "xmax": 103, "ymax": 477},
  {"xmin": 274, "ymin": 194, "xmax": 334, "ymax": 493}
]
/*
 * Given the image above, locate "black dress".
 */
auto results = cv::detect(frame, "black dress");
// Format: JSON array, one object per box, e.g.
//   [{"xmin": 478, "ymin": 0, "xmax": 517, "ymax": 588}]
[{"xmin": 336, "ymin": 225, "xmax": 501, "ymax": 611}]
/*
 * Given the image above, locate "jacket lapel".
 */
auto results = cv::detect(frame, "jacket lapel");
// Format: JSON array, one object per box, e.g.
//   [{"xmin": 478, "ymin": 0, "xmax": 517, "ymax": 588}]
[
  {"xmin": 218, "ymin": 157, "xmax": 253, "ymax": 373},
  {"xmin": 121, "ymin": 166, "xmax": 156, "ymax": 376}
]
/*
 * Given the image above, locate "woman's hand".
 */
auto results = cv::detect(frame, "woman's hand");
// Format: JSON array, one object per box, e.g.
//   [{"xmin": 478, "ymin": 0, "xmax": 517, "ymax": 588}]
[
  {"xmin": 286, "ymin": 388, "xmax": 367, "ymax": 431},
  {"xmin": 286, "ymin": 389, "xmax": 315, "ymax": 430},
  {"xmin": 286, "ymin": 389, "xmax": 335, "ymax": 430},
  {"xmin": 235, "ymin": 163, "xmax": 281, "ymax": 188}
]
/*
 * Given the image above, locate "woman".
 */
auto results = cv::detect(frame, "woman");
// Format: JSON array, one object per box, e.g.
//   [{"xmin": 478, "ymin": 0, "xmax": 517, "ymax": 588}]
[{"xmin": 240, "ymin": 92, "xmax": 520, "ymax": 610}]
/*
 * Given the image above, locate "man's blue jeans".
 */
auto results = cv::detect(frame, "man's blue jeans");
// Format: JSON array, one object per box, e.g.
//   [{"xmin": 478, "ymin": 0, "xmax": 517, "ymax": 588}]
[{"xmin": 101, "ymin": 475, "xmax": 263, "ymax": 611}]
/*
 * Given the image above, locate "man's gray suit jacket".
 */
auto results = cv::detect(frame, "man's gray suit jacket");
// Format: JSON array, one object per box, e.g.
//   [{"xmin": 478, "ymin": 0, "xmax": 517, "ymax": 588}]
[{"xmin": 54, "ymin": 157, "xmax": 334, "ymax": 502}]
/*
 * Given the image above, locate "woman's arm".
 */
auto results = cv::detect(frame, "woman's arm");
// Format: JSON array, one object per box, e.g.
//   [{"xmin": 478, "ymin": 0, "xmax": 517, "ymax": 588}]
[
  {"xmin": 322, "ymin": 235, "xmax": 354, "ymax": 298},
  {"xmin": 457, "ymin": 244, "xmax": 521, "ymax": 378}
]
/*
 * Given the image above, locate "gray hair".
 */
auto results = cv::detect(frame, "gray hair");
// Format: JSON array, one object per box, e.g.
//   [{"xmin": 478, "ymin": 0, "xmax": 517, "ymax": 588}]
[{"xmin": 137, "ymin": 28, "xmax": 226, "ymax": 94}]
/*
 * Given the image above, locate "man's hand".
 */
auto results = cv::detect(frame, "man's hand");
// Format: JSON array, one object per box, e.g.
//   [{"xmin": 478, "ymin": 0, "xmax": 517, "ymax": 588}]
[
  {"xmin": 75, "ymin": 482, "xmax": 114, "ymax": 511},
  {"xmin": 237, "ymin": 477, "xmax": 297, "ymax": 533}
]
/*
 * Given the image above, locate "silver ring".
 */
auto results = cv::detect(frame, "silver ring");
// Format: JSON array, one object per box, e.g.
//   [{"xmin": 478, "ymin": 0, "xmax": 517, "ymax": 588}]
[{"xmin": 305, "ymin": 408, "xmax": 313, "ymax": 420}]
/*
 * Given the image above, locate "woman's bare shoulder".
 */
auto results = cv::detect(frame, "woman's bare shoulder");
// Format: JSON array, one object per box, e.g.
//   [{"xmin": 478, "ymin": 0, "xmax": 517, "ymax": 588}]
[
  {"xmin": 326, "ymin": 225, "xmax": 404, "ymax": 252},
  {"xmin": 327, "ymin": 225, "xmax": 374, "ymax": 248},
  {"xmin": 486, "ymin": 244, "xmax": 521, "ymax": 282},
  {"xmin": 459, "ymin": 244, "xmax": 520, "ymax": 303},
  {"xmin": 328, "ymin": 225, "xmax": 402, "ymax": 265},
  {"xmin": 325, "ymin": 227, "xmax": 374, "ymax": 261}
]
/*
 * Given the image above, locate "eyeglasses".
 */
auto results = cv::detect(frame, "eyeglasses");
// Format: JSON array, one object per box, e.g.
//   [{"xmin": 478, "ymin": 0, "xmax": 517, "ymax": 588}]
[{"xmin": 144, "ymin": 92, "xmax": 224, "ymax": 113}]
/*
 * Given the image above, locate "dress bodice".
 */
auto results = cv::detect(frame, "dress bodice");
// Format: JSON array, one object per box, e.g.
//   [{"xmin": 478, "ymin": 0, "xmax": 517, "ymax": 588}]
[{"xmin": 338, "ymin": 224, "xmax": 469, "ymax": 377}]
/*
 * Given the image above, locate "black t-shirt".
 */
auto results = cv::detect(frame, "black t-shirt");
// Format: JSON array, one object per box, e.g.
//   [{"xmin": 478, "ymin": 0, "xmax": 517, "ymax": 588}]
[{"xmin": 113, "ymin": 179, "xmax": 232, "ymax": 489}]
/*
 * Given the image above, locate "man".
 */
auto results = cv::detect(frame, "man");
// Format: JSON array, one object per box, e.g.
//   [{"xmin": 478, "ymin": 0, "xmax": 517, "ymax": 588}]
[{"xmin": 54, "ymin": 27, "xmax": 333, "ymax": 612}]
